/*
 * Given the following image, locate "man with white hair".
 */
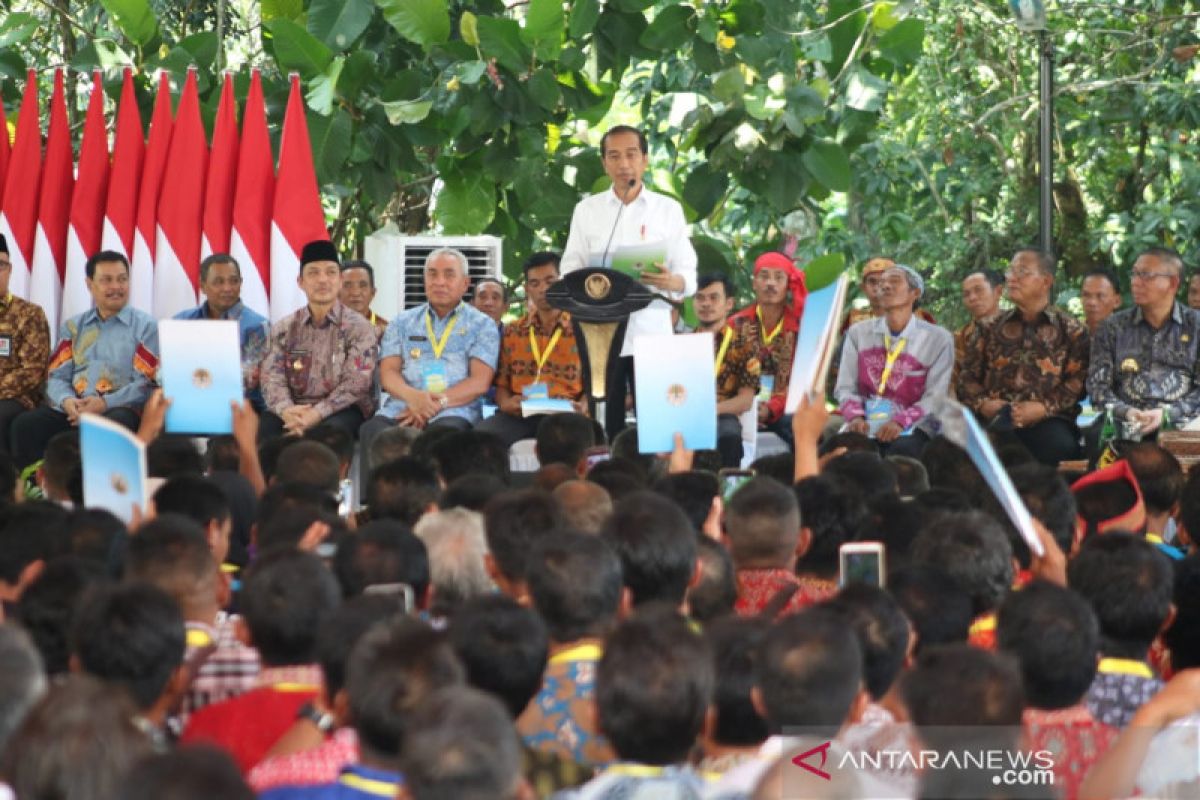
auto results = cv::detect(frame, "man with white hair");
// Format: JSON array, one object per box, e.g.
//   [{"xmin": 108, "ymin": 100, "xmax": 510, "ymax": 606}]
[
  {"xmin": 834, "ymin": 264, "xmax": 953, "ymax": 457},
  {"xmin": 413, "ymin": 507, "xmax": 495, "ymax": 620},
  {"xmin": 359, "ymin": 249, "xmax": 501, "ymax": 468}
]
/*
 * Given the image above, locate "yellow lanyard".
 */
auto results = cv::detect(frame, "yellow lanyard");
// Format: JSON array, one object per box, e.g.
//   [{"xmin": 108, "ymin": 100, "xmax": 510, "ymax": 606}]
[
  {"xmin": 369, "ymin": 311, "xmax": 378, "ymax": 326},
  {"xmin": 1097, "ymin": 658, "xmax": 1154, "ymax": 679},
  {"xmin": 424, "ymin": 308, "xmax": 458, "ymax": 359},
  {"xmin": 339, "ymin": 773, "xmax": 399, "ymax": 798},
  {"xmin": 549, "ymin": 642, "xmax": 603, "ymax": 665},
  {"xmin": 185, "ymin": 628, "xmax": 214, "ymax": 649},
  {"xmin": 756, "ymin": 306, "xmax": 784, "ymax": 345},
  {"xmin": 273, "ymin": 682, "xmax": 320, "ymax": 693},
  {"xmin": 714, "ymin": 326, "xmax": 734, "ymax": 377},
  {"xmin": 605, "ymin": 763, "xmax": 668, "ymax": 779},
  {"xmin": 529, "ymin": 323, "xmax": 564, "ymax": 382},
  {"xmin": 877, "ymin": 335, "xmax": 907, "ymax": 395}
]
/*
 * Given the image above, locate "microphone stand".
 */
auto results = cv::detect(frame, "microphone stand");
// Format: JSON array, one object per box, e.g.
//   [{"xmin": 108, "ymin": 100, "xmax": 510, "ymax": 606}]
[{"xmin": 598, "ymin": 178, "xmax": 637, "ymax": 270}]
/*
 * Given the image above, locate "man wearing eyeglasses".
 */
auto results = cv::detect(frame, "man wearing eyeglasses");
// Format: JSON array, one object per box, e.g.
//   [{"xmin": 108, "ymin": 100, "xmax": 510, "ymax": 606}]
[
  {"xmin": 174, "ymin": 254, "xmax": 269, "ymax": 408},
  {"xmin": 1087, "ymin": 247, "xmax": 1200, "ymax": 441},
  {"xmin": 956, "ymin": 248, "xmax": 1090, "ymax": 465},
  {"xmin": 0, "ymin": 235, "xmax": 50, "ymax": 457}
]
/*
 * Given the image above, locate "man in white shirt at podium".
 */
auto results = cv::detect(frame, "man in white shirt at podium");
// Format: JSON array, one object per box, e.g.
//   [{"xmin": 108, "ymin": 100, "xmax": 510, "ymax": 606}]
[{"xmin": 560, "ymin": 125, "xmax": 698, "ymax": 437}]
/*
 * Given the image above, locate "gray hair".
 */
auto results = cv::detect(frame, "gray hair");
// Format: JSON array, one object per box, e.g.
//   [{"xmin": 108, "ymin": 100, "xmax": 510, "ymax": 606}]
[
  {"xmin": 413, "ymin": 508, "xmax": 494, "ymax": 615},
  {"xmin": 369, "ymin": 426, "xmax": 421, "ymax": 471},
  {"xmin": 0, "ymin": 625, "xmax": 46, "ymax": 753},
  {"xmin": 425, "ymin": 248, "xmax": 469, "ymax": 277}
]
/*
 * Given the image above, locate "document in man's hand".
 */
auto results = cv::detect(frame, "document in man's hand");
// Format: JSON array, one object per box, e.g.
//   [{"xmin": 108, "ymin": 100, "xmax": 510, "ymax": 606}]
[
  {"xmin": 589, "ymin": 241, "xmax": 667, "ymax": 277},
  {"xmin": 80, "ymin": 413, "xmax": 147, "ymax": 525},
  {"xmin": 633, "ymin": 332, "xmax": 717, "ymax": 453},
  {"xmin": 785, "ymin": 273, "xmax": 849, "ymax": 414},
  {"xmin": 521, "ymin": 398, "xmax": 575, "ymax": 417},
  {"xmin": 158, "ymin": 319, "xmax": 243, "ymax": 434}
]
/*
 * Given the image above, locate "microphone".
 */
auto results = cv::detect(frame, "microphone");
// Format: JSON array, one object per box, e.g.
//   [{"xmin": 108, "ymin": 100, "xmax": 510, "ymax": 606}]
[{"xmin": 599, "ymin": 178, "xmax": 638, "ymax": 270}]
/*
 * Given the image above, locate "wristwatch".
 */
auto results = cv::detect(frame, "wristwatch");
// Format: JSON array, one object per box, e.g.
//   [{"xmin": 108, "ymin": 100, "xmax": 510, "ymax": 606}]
[
  {"xmin": 296, "ymin": 702, "xmax": 336, "ymax": 734},
  {"xmin": 438, "ymin": 395, "xmax": 449, "ymax": 410}
]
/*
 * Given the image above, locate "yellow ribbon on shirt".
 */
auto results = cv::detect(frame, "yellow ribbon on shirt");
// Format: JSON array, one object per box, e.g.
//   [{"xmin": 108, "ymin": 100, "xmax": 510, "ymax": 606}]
[
  {"xmin": 549, "ymin": 642, "xmax": 603, "ymax": 665},
  {"xmin": 756, "ymin": 306, "xmax": 784, "ymax": 345},
  {"xmin": 1097, "ymin": 657, "xmax": 1154, "ymax": 679},
  {"xmin": 339, "ymin": 773, "xmax": 399, "ymax": 798},
  {"xmin": 425, "ymin": 309, "xmax": 458, "ymax": 359},
  {"xmin": 877, "ymin": 335, "xmax": 907, "ymax": 395},
  {"xmin": 529, "ymin": 324, "xmax": 564, "ymax": 383},
  {"xmin": 714, "ymin": 326, "xmax": 734, "ymax": 377}
]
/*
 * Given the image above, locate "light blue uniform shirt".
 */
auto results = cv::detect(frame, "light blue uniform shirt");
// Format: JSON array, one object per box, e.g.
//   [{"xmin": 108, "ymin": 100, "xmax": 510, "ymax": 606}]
[
  {"xmin": 47, "ymin": 305, "xmax": 158, "ymax": 411},
  {"xmin": 379, "ymin": 301, "xmax": 500, "ymax": 424}
]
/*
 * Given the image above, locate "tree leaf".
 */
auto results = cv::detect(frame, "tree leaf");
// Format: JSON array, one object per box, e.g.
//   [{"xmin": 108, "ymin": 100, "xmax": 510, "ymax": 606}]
[
  {"xmin": 801, "ymin": 138, "xmax": 851, "ymax": 193},
  {"xmin": 437, "ymin": 172, "xmax": 496, "ymax": 233},
  {"xmin": 306, "ymin": 56, "xmax": 344, "ymax": 115},
  {"xmin": 527, "ymin": 69, "xmax": 561, "ymax": 111},
  {"xmin": 308, "ymin": 107, "xmax": 353, "ymax": 186},
  {"xmin": 568, "ymin": 0, "xmax": 600, "ymax": 39},
  {"xmin": 177, "ymin": 31, "xmax": 218, "ymax": 68},
  {"xmin": 380, "ymin": 97, "xmax": 433, "ymax": 124},
  {"xmin": 476, "ymin": 16, "xmax": 530, "ymax": 75},
  {"xmin": 0, "ymin": 13, "xmax": 40, "ymax": 50},
  {"xmin": 460, "ymin": 11, "xmax": 480, "ymax": 47},
  {"xmin": 308, "ymin": 0, "xmax": 374, "ymax": 50},
  {"xmin": 376, "ymin": 0, "xmax": 450, "ymax": 49},
  {"xmin": 640, "ymin": 5, "xmax": 696, "ymax": 52},
  {"xmin": 99, "ymin": 0, "xmax": 158, "ymax": 47},
  {"xmin": 878, "ymin": 18, "xmax": 924, "ymax": 68},
  {"xmin": 262, "ymin": 0, "xmax": 303, "ymax": 23},
  {"xmin": 683, "ymin": 162, "xmax": 729, "ymax": 221},
  {"xmin": 802, "ymin": 253, "xmax": 846, "ymax": 291},
  {"xmin": 267, "ymin": 19, "xmax": 333, "ymax": 78},
  {"xmin": 522, "ymin": 0, "xmax": 564, "ymax": 60},
  {"xmin": 845, "ymin": 67, "xmax": 889, "ymax": 112}
]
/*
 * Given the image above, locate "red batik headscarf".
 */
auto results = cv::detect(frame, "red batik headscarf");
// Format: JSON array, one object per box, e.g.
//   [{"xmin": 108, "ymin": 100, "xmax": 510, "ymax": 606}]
[{"xmin": 753, "ymin": 251, "xmax": 808, "ymax": 328}]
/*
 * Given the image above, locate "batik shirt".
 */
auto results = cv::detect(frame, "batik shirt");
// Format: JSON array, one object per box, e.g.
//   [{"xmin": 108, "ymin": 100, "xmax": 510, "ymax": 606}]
[
  {"xmin": 0, "ymin": 293, "xmax": 49, "ymax": 409},
  {"xmin": 1087, "ymin": 303, "xmax": 1200, "ymax": 424},
  {"xmin": 835, "ymin": 314, "xmax": 954, "ymax": 429},
  {"xmin": 174, "ymin": 300, "xmax": 269, "ymax": 404},
  {"xmin": 496, "ymin": 311, "xmax": 583, "ymax": 403},
  {"xmin": 725, "ymin": 305, "xmax": 798, "ymax": 423},
  {"xmin": 714, "ymin": 324, "xmax": 760, "ymax": 403},
  {"xmin": 1085, "ymin": 658, "xmax": 1163, "ymax": 728},
  {"xmin": 955, "ymin": 305, "xmax": 1090, "ymax": 419},
  {"xmin": 518, "ymin": 640, "xmax": 614, "ymax": 767},
  {"xmin": 262, "ymin": 302, "xmax": 378, "ymax": 420},
  {"xmin": 47, "ymin": 305, "xmax": 158, "ymax": 412},
  {"xmin": 1022, "ymin": 704, "xmax": 1117, "ymax": 800}
]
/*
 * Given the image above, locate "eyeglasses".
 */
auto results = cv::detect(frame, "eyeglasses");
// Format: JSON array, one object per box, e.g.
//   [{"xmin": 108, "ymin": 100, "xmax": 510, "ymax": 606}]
[{"xmin": 1130, "ymin": 270, "xmax": 1174, "ymax": 282}]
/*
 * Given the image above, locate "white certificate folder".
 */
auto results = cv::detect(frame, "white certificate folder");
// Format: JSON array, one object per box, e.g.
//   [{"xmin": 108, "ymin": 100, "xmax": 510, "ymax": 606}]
[
  {"xmin": 633, "ymin": 332, "xmax": 717, "ymax": 453},
  {"xmin": 81, "ymin": 413, "xmax": 147, "ymax": 525},
  {"xmin": 158, "ymin": 319, "xmax": 243, "ymax": 434}
]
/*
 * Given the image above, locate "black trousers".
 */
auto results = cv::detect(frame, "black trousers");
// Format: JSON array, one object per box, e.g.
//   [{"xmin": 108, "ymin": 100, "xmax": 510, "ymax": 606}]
[
  {"xmin": 0, "ymin": 399, "xmax": 29, "ymax": 457},
  {"xmin": 717, "ymin": 413, "xmax": 744, "ymax": 468},
  {"xmin": 605, "ymin": 356, "xmax": 634, "ymax": 440},
  {"xmin": 11, "ymin": 405, "xmax": 141, "ymax": 468},
  {"xmin": 258, "ymin": 406, "xmax": 366, "ymax": 444},
  {"xmin": 1013, "ymin": 417, "xmax": 1081, "ymax": 466}
]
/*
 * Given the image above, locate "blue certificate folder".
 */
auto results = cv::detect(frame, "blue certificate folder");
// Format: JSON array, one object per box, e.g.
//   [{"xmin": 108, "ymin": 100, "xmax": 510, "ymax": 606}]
[
  {"xmin": 81, "ymin": 413, "xmax": 147, "ymax": 525},
  {"xmin": 785, "ymin": 273, "xmax": 849, "ymax": 414},
  {"xmin": 158, "ymin": 320, "xmax": 243, "ymax": 434},
  {"xmin": 633, "ymin": 333, "xmax": 717, "ymax": 453}
]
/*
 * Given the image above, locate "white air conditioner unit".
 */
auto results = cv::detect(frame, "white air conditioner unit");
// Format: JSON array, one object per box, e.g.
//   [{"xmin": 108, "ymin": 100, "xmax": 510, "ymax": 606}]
[{"xmin": 363, "ymin": 227, "xmax": 503, "ymax": 321}]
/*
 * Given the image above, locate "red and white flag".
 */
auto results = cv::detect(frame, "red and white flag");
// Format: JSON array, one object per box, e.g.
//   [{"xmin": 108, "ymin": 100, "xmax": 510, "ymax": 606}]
[
  {"xmin": 29, "ymin": 69, "xmax": 74, "ymax": 335},
  {"xmin": 63, "ymin": 71, "xmax": 111, "ymax": 323},
  {"xmin": 0, "ymin": 70, "xmax": 42, "ymax": 299},
  {"xmin": 154, "ymin": 69, "xmax": 208, "ymax": 318},
  {"xmin": 130, "ymin": 72, "xmax": 173, "ymax": 315},
  {"xmin": 101, "ymin": 68, "xmax": 144, "ymax": 269},
  {"xmin": 202, "ymin": 72, "xmax": 238, "ymax": 260},
  {"xmin": 270, "ymin": 74, "xmax": 327, "ymax": 321},
  {"xmin": 229, "ymin": 69, "xmax": 273, "ymax": 318}
]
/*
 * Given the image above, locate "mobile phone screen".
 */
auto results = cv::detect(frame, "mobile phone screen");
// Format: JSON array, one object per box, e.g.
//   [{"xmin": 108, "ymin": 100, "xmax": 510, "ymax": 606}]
[
  {"xmin": 721, "ymin": 472, "xmax": 754, "ymax": 501},
  {"xmin": 840, "ymin": 551, "xmax": 883, "ymax": 588}
]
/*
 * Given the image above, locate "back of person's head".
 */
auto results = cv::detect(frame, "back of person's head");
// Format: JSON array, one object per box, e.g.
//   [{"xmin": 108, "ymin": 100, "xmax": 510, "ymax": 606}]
[
  {"xmin": 689, "ymin": 536, "xmax": 738, "ymax": 622},
  {"xmin": 41, "ymin": 430, "xmax": 81, "ymax": 502},
  {"xmin": 304, "ymin": 424, "xmax": 354, "ymax": 473},
  {"xmin": 653, "ymin": 472, "xmax": 719, "ymax": 535},
  {"xmin": 334, "ymin": 519, "xmax": 429, "ymax": 601},
  {"xmin": 1008, "ymin": 463, "xmax": 1077, "ymax": 554},
  {"xmin": 441, "ymin": 473, "xmax": 507, "ymax": 512},
  {"xmin": 346, "ymin": 618, "xmax": 465, "ymax": 762},
  {"xmin": 747, "ymin": 453, "xmax": 792, "ymax": 485},
  {"xmin": 887, "ymin": 455, "xmax": 929, "ymax": 498},
  {"xmin": 536, "ymin": 413, "xmax": 595, "ymax": 470},
  {"xmin": 255, "ymin": 480, "xmax": 339, "ymax": 531},
  {"xmin": 793, "ymin": 475, "xmax": 866, "ymax": 578},
  {"xmin": 602, "ymin": 490, "xmax": 697, "ymax": 607},
  {"xmin": 886, "ymin": 565, "xmax": 973, "ymax": 654},
  {"xmin": 65, "ymin": 508, "xmax": 126, "ymax": 568},
  {"xmin": 1123, "ymin": 442, "xmax": 1185, "ymax": 518},
  {"xmin": 998, "ymin": 580, "xmax": 1099, "ymax": 710},
  {"xmin": 911, "ymin": 510, "xmax": 1014, "ymax": 616},
  {"xmin": 0, "ymin": 501, "xmax": 70, "ymax": 589},
  {"xmin": 1067, "ymin": 531, "xmax": 1172, "ymax": 659},
  {"xmin": 16, "ymin": 557, "xmax": 109, "ymax": 675},
  {"xmin": 900, "ymin": 644, "xmax": 1024, "ymax": 730},
  {"xmin": 533, "ymin": 462, "xmax": 576, "ymax": 492},
  {"xmin": 865, "ymin": 495, "xmax": 922, "ymax": 571},
  {"xmin": 123, "ymin": 516, "xmax": 216, "ymax": 618},
  {"xmin": 920, "ymin": 436, "xmax": 987, "ymax": 499},
  {"xmin": 610, "ymin": 427, "xmax": 659, "ymax": 480},
  {"xmin": 756, "ymin": 608, "xmax": 863, "ymax": 732},
  {"xmin": 705, "ymin": 616, "xmax": 770, "ymax": 748},
  {"xmin": 257, "ymin": 434, "xmax": 301, "ymax": 483},
  {"xmin": 272, "ymin": 440, "xmax": 341, "ymax": 495},
  {"xmin": 408, "ymin": 426, "xmax": 458, "ymax": 470},
  {"xmin": 256, "ymin": 505, "xmax": 346, "ymax": 553},
  {"xmin": 483, "ymin": 489, "xmax": 565, "ymax": 586},
  {"xmin": 822, "ymin": 583, "xmax": 911, "ymax": 702},
  {"xmin": 449, "ymin": 594, "xmax": 549, "ymax": 718},
  {"xmin": 819, "ymin": 431, "xmax": 878, "ymax": 457},
  {"xmin": 2, "ymin": 676, "xmax": 152, "ymax": 800},
  {"xmin": 1165, "ymin": 554, "xmax": 1200, "ymax": 670},
  {"xmin": 368, "ymin": 425, "xmax": 421, "ymax": 472},
  {"xmin": 821, "ymin": 452, "xmax": 898, "ymax": 503},
  {"xmin": 401, "ymin": 687, "xmax": 524, "ymax": 800},
  {"xmin": 597, "ymin": 606, "xmax": 714, "ymax": 765},
  {"xmin": 241, "ymin": 548, "xmax": 341, "ymax": 665},
  {"xmin": 147, "ymin": 436, "xmax": 204, "ymax": 479},
  {"xmin": 412, "ymin": 508, "xmax": 494, "ymax": 617},
  {"xmin": 314, "ymin": 593, "xmax": 406, "ymax": 702},
  {"xmin": 527, "ymin": 531, "xmax": 622, "ymax": 642},
  {"xmin": 367, "ymin": 457, "xmax": 440, "ymax": 527},
  {"xmin": 114, "ymin": 747, "xmax": 254, "ymax": 800},
  {"xmin": 71, "ymin": 582, "xmax": 185, "ymax": 711},
  {"xmin": 205, "ymin": 435, "xmax": 241, "ymax": 473},
  {"xmin": 0, "ymin": 625, "xmax": 45, "ymax": 754},
  {"xmin": 152, "ymin": 475, "xmax": 232, "ymax": 530},
  {"xmin": 430, "ymin": 431, "xmax": 511, "ymax": 485},
  {"xmin": 552, "ymin": 479, "xmax": 612, "ymax": 534},
  {"xmin": 1180, "ymin": 468, "xmax": 1200, "ymax": 548},
  {"xmin": 587, "ymin": 457, "xmax": 646, "ymax": 500},
  {"xmin": 724, "ymin": 477, "xmax": 800, "ymax": 568}
]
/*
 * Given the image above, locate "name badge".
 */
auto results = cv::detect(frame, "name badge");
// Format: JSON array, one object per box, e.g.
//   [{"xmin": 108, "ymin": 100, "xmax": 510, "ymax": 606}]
[
  {"xmin": 0, "ymin": 335, "xmax": 12, "ymax": 357},
  {"xmin": 865, "ymin": 396, "xmax": 894, "ymax": 436},
  {"xmin": 522, "ymin": 382, "xmax": 549, "ymax": 400},
  {"xmin": 422, "ymin": 360, "xmax": 448, "ymax": 394},
  {"xmin": 757, "ymin": 375, "xmax": 774, "ymax": 403}
]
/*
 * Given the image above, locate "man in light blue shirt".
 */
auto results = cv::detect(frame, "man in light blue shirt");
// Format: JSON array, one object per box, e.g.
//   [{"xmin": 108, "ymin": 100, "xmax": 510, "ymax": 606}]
[
  {"xmin": 12, "ymin": 250, "xmax": 158, "ymax": 467},
  {"xmin": 173, "ymin": 253, "xmax": 268, "ymax": 409},
  {"xmin": 358, "ymin": 248, "xmax": 499, "ymax": 475}
]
